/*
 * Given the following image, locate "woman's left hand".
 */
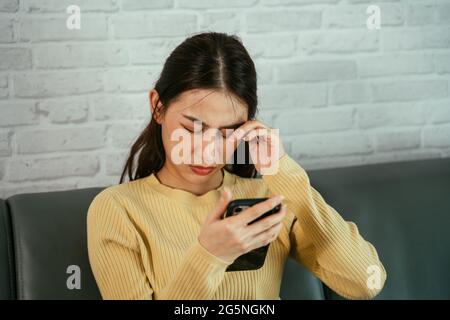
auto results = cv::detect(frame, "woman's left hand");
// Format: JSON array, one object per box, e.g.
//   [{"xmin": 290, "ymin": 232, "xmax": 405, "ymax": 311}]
[{"xmin": 229, "ymin": 120, "xmax": 286, "ymax": 175}]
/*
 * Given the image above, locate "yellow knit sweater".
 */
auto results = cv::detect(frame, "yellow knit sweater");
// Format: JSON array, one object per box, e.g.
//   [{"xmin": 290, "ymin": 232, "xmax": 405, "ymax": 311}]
[{"xmin": 87, "ymin": 153, "xmax": 386, "ymax": 300}]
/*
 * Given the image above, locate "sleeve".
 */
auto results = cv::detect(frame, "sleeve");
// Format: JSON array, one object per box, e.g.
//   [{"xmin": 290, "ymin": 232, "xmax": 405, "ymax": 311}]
[
  {"xmin": 262, "ymin": 153, "xmax": 387, "ymax": 300},
  {"xmin": 87, "ymin": 190, "xmax": 231, "ymax": 300}
]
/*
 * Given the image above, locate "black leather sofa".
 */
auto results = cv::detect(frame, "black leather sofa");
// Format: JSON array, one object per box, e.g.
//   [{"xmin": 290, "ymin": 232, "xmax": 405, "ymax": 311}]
[{"xmin": 1, "ymin": 157, "xmax": 450, "ymax": 300}]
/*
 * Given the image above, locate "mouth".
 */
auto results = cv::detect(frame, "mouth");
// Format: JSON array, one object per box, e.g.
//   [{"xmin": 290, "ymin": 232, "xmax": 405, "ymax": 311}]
[{"xmin": 189, "ymin": 165, "xmax": 216, "ymax": 176}]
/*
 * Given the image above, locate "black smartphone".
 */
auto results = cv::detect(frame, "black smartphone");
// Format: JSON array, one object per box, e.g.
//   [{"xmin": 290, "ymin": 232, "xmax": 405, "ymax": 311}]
[{"xmin": 223, "ymin": 197, "xmax": 282, "ymax": 272}]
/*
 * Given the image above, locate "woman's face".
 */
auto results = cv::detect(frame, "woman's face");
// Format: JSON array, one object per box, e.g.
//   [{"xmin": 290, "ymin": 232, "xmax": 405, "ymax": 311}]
[{"xmin": 150, "ymin": 88, "xmax": 248, "ymax": 184}]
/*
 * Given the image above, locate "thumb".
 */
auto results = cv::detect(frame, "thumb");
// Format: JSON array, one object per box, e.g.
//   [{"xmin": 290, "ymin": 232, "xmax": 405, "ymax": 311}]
[{"xmin": 205, "ymin": 187, "xmax": 232, "ymax": 224}]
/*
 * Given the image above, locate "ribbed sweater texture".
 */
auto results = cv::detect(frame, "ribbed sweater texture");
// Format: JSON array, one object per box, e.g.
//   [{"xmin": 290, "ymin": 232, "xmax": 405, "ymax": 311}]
[{"xmin": 87, "ymin": 153, "xmax": 386, "ymax": 300}]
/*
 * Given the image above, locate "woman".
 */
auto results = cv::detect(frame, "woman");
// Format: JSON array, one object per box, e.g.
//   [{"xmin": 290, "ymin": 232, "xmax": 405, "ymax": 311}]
[{"xmin": 87, "ymin": 32, "xmax": 386, "ymax": 300}]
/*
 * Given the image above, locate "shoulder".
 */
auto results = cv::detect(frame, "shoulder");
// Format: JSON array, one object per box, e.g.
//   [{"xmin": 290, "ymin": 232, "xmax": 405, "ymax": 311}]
[
  {"xmin": 89, "ymin": 176, "xmax": 155, "ymax": 209},
  {"xmin": 87, "ymin": 178, "xmax": 151, "ymax": 228},
  {"xmin": 231, "ymin": 173, "xmax": 271, "ymax": 198}
]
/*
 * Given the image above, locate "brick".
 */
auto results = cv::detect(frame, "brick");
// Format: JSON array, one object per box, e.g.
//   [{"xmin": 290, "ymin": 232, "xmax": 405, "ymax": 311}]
[
  {"xmin": 375, "ymin": 129, "xmax": 421, "ymax": 152},
  {"xmin": 332, "ymin": 81, "xmax": 370, "ymax": 105},
  {"xmin": 0, "ymin": 19, "xmax": 14, "ymax": 43},
  {"xmin": 104, "ymin": 68, "xmax": 160, "ymax": 93},
  {"xmin": 13, "ymin": 71, "xmax": 103, "ymax": 98},
  {"xmin": 262, "ymin": 0, "xmax": 339, "ymax": 5},
  {"xmin": 425, "ymin": 100, "xmax": 450, "ymax": 124},
  {"xmin": 346, "ymin": 0, "xmax": 400, "ymax": 2},
  {"xmin": 291, "ymin": 132, "xmax": 373, "ymax": 158},
  {"xmin": 108, "ymin": 123, "xmax": 144, "ymax": 148},
  {"xmin": 112, "ymin": 14, "xmax": 196, "ymax": 38},
  {"xmin": 246, "ymin": 10, "xmax": 321, "ymax": 33},
  {"xmin": 299, "ymin": 154, "xmax": 366, "ymax": 171},
  {"xmin": 36, "ymin": 97, "xmax": 89, "ymax": 124},
  {"xmin": 76, "ymin": 176, "xmax": 119, "ymax": 189},
  {"xmin": 365, "ymin": 150, "xmax": 442, "ymax": 166},
  {"xmin": 358, "ymin": 53, "xmax": 433, "ymax": 78},
  {"xmin": 436, "ymin": 3, "xmax": 450, "ymax": 25},
  {"xmin": 423, "ymin": 125, "xmax": 450, "ymax": 148},
  {"xmin": 177, "ymin": 0, "xmax": 257, "ymax": 8},
  {"xmin": 243, "ymin": 34, "xmax": 297, "ymax": 58},
  {"xmin": 256, "ymin": 62, "xmax": 273, "ymax": 84},
  {"xmin": 0, "ymin": 76, "xmax": 8, "ymax": 99},
  {"xmin": 105, "ymin": 152, "xmax": 127, "ymax": 175},
  {"xmin": 121, "ymin": 0, "xmax": 173, "ymax": 10},
  {"xmin": 34, "ymin": 44, "xmax": 128, "ymax": 69},
  {"xmin": 371, "ymin": 80, "xmax": 448, "ymax": 102},
  {"xmin": 274, "ymin": 108, "xmax": 354, "ymax": 135},
  {"xmin": 200, "ymin": 12, "xmax": 242, "ymax": 35},
  {"xmin": 0, "ymin": 182, "xmax": 78, "ymax": 199},
  {"xmin": 23, "ymin": 0, "xmax": 118, "ymax": 12},
  {"xmin": 406, "ymin": 3, "xmax": 435, "ymax": 26},
  {"xmin": 0, "ymin": 48, "xmax": 32, "ymax": 70},
  {"xmin": 259, "ymin": 83, "xmax": 327, "ymax": 109},
  {"xmin": 0, "ymin": 0, "xmax": 18, "ymax": 12},
  {"xmin": 0, "ymin": 101, "xmax": 38, "ymax": 127},
  {"xmin": 323, "ymin": 4, "xmax": 403, "ymax": 28},
  {"xmin": 298, "ymin": 30, "xmax": 379, "ymax": 54},
  {"xmin": 0, "ymin": 130, "xmax": 13, "ymax": 156},
  {"xmin": 0, "ymin": 160, "xmax": 4, "ymax": 180},
  {"xmin": 358, "ymin": 102, "xmax": 426, "ymax": 129},
  {"xmin": 434, "ymin": 53, "xmax": 450, "ymax": 74},
  {"xmin": 20, "ymin": 17, "xmax": 108, "ymax": 42},
  {"xmin": 382, "ymin": 27, "xmax": 450, "ymax": 50},
  {"xmin": 7, "ymin": 155, "xmax": 99, "ymax": 182},
  {"xmin": 256, "ymin": 109, "xmax": 278, "ymax": 127},
  {"xmin": 91, "ymin": 94, "xmax": 150, "ymax": 121},
  {"xmin": 129, "ymin": 38, "xmax": 181, "ymax": 65},
  {"xmin": 17, "ymin": 127, "xmax": 106, "ymax": 154},
  {"xmin": 277, "ymin": 60, "xmax": 356, "ymax": 83}
]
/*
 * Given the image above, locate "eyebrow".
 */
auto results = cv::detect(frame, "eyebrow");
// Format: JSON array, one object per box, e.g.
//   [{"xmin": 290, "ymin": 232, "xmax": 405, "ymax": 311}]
[{"xmin": 182, "ymin": 114, "xmax": 245, "ymax": 130}]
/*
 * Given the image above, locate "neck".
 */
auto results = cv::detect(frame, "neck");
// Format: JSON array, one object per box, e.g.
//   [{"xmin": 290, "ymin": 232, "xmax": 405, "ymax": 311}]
[{"xmin": 155, "ymin": 163, "xmax": 224, "ymax": 196}]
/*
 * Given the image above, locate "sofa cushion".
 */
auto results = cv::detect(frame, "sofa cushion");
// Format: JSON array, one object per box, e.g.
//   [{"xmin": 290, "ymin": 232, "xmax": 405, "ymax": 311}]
[
  {"xmin": 280, "ymin": 258, "xmax": 325, "ymax": 299},
  {"xmin": 0, "ymin": 199, "xmax": 15, "ymax": 299},
  {"xmin": 7, "ymin": 188, "xmax": 104, "ymax": 300},
  {"xmin": 308, "ymin": 157, "xmax": 450, "ymax": 299}
]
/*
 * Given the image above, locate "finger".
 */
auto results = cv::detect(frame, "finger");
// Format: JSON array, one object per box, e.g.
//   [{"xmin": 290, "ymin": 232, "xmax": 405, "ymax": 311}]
[
  {"xmin": 234, "ymin": 195, "xmax": 284, "ymax": 225},
  {"xmin": 223, "ymin": 121, "xmax": 268, "ymax": 165},
  {"xmin": 247, "ymin": 221, "xmax": 283, "ymax": 252},
  {"xmin": 206, "ymin": 187, "xmax": 232, "ymax": 223},
  {"xmin": 232, "ymin": 120, "xmax": 268, "ymax": 142},
  {"xmin": 243, "ymin": 127, "xmax": 271, "ymax": 143},
  {"xmin": 245, "ymin": 203, "xmax": 287, "ymax": 236}
]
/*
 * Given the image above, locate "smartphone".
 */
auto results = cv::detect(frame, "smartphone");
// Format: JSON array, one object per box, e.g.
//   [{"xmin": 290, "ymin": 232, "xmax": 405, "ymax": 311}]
[{"xmin": 223, "ymin": 197, "xmax": 282, "ymax": 272}]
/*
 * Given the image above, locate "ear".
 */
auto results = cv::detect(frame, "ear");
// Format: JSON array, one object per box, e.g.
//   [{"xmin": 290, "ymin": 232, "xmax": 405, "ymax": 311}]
[{"xmin": 149, "ymin": 88, "xmax": 163, "ymax": 124}]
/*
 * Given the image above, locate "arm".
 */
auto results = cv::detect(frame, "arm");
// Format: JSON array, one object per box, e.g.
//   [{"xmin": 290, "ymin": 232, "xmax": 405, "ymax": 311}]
[
  {"xmin": 87, "ymin": 190, "xmax": 230, "ymax": 300},
  {"xmin": 262, "ymin": 153, "xmax": 387, "ymax": 299}
]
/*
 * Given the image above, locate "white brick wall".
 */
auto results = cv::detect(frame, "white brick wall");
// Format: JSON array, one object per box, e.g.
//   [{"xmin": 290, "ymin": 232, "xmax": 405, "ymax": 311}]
[{"xmin": 0, "ymin": 0, "xmax": 449, "ymax": 198}]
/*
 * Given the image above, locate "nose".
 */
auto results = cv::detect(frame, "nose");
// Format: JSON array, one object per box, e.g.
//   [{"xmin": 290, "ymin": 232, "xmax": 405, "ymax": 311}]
[{"xmin": 192, "ymin": 135, "xmax": 223, "ymax": 167}]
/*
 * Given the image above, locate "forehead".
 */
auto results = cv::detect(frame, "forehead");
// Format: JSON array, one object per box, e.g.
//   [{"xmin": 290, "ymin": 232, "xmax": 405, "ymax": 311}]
[{"xmin": 170, "ymin": 89, "xmax": 248, "ymax": 124}]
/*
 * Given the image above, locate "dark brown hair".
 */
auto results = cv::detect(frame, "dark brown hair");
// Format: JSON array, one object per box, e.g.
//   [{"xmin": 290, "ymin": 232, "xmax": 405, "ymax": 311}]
[{"xmin": 119, "ymin": 32, "xmax": 258, "ymax": 184}]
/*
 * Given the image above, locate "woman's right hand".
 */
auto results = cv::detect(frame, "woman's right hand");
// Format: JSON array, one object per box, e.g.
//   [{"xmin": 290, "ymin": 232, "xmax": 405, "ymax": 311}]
[{"xmin": 197, "ymin": 187, "xmax": 287, "ymax": 264}]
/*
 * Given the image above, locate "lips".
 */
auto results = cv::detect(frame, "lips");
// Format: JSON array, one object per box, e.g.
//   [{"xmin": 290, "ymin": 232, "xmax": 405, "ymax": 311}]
[{"xmin": 189, "ymin": 165, "xmax": 216, "ymax": 176}]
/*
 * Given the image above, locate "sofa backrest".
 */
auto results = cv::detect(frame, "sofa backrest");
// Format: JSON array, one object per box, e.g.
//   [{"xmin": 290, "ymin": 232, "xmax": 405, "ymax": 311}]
[
  {"xmin": 308, "ymin": 157, "xmax": 450, "ymax": 299},
  {"xmin": 7, "ymin": 188, "xmax": 103, "ymax": 300},
  {"xmin": 0, "ymin": 199, "xmax": 15, "ymax": 299}
]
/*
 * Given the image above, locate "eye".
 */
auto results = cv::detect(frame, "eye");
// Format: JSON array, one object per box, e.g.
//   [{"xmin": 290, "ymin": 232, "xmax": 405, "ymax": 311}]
[{"xmin": 182, "ymin": 125, "xmax": 194, "ymax": 133}]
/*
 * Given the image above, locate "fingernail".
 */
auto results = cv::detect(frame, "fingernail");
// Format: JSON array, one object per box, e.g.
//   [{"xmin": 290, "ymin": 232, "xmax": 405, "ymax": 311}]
[{"xmin": 272, "ymin": 195, "xmax": 284, "ymax": 203}]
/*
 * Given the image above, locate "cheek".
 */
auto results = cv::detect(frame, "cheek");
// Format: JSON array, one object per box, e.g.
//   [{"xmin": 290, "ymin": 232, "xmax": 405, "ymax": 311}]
[{"xmin": 160, "ymin": 124, "xmax": 180, "ymax": 155}]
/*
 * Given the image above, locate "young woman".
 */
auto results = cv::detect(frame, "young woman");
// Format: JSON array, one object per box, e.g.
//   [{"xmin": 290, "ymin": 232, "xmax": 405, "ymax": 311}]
[{"xmin": 87, "ymin": 32, "xmax": 386, "ymax": 300}]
